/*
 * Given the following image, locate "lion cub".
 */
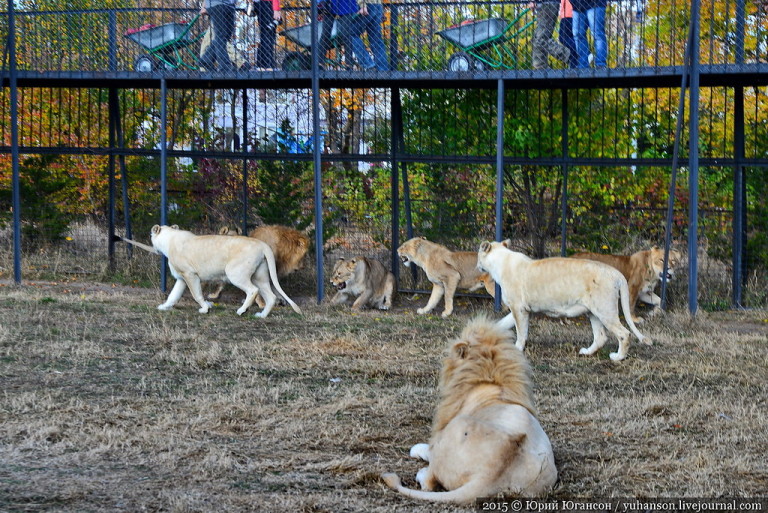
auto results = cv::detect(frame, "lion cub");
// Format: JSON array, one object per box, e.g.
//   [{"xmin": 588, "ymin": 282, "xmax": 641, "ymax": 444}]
[
  {"xmin": 330, "ymin": 256, "xmax": 395, "ymax": 311},
  {"xmin": 382, "ymin": 316, "xmax": 557, "ymax": 503},
  {"xmin": 397, "ymin": 236, "xmax": 495, "ymax": 318}
]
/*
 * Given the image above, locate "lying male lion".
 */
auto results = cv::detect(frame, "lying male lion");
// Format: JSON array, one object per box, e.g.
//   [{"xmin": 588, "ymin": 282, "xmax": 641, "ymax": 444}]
[
  {"xmin": 128, "ymin": 225, "xmax": 301, "ymax": 317},
  {"xmin": 572, "ymin": 246, "xmax": 682, "ymax": 322},
  {"xmin": 208, "ymin": 224, "xmax": 310, "ymax": 306},
  {"xmin": 381, "ymin": 316, "xmax": 557, "ymax": 503},
  {"xmin": 330, "ymin": 256, "xmax": 395, "ymax": 311},
  {"xmin": 397, "ymin": 236, "xmax": 495, "ymax": 318},
  {"xmin": 477, "ymin": 240, "xmax": 649, "ymax": 361}
]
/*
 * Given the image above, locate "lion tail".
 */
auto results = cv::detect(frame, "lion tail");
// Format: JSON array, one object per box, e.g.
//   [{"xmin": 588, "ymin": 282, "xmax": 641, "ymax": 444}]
[
  {"xmin": 618, "ymin": 276, "xmax": 652, "ymax": 346},
  {"xmin": 381, "ymin": 472, "xmax": 491, "ymax": 504},
  {"xmin": 263, "ymin": 244, "xmax": 302, "ymax": 315},
  {"xmin": 119, "ymin": 236, "xmax": 159, "ymax": 255}
]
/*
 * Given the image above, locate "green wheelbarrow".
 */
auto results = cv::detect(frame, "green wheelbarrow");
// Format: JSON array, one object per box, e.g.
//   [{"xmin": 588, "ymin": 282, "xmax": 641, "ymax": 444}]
[
  {"xmin": 437, "ymin": 10, "xmax": 534, "ymax": 71},
  {"xmin": 125, "ymin": 13, "xmax": 204, "ymax": 72}
]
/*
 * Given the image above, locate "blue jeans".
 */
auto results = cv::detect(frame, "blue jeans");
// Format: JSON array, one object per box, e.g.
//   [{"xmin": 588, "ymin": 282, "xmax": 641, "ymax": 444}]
[
  {"xmin": 355, "ymin": 4, "xmax": 389, "ymax": 70},
  {"xmin": 572, "ymin": 6, "xmax": 606, "ymax": 68},
  {"xmin": 336, "ymin": 14, "xmax": 372, "ymax": 69}
]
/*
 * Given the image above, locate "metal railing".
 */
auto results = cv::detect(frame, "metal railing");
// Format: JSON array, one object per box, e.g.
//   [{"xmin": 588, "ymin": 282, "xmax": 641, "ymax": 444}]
[{"xmin": 1, "ymin": 0, "xmax": 764, "ymax": 76}]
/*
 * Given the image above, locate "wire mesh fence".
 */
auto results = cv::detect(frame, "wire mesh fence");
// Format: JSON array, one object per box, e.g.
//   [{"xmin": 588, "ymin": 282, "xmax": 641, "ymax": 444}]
[{"xmin": 2, "ymin": 0, "xmax": 767, "ymax": 75}]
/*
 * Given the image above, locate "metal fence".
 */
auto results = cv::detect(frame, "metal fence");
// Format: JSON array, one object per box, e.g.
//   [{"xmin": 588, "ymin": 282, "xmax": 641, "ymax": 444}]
[{"xmin": 2, "ymin": 0, "xmax": 766, "ymax": 75}]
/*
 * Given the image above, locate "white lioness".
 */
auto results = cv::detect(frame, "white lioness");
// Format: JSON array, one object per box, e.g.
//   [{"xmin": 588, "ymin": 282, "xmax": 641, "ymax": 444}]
[
  {"xmin": 381, "ymin": 317, "xmax": 557, "ymax": 503},
  {"xmin": 330, "ymin": 257, "xmax": 395, "ymax": 311},
  {"xmin": 140, "ymin": 225, "xmax": 301, "ymax": 317},
  {"xmin": 397, "ymin": 237, "xmax": 495, "ymax": 318},
  {"xmin": 572, "ymin": 247, "xmax": 682, "ymax": 322},
  {"xmin": 477, "ymin": 240, "xmax": 649, "ymax": 361},
  {"xmin": 209, "ymin": 224, "xmax": 310, "ymax": 306}
]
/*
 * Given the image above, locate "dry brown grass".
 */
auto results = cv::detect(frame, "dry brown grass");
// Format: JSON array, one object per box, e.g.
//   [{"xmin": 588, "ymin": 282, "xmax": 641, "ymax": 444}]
[{"xmin": 1, "ymin": 281, "xmax": 766, "ymax": 512}]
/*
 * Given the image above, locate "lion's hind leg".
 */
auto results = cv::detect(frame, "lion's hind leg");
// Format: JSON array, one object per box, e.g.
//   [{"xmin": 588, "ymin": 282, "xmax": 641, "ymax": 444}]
[
  {"xmin": 250, "ymin": 266, "xmax": 277, "ymax": 318},
  {"xmin": 225, "ymin": 266, "xmax": 260, "ymax": 316},
  {"xmin": 592, "ymin": 312, "xmax": 632, "ymax": 361},
  {"xmin": 579, "ymin": 314, "xmax": 609, "ymax": 356}
]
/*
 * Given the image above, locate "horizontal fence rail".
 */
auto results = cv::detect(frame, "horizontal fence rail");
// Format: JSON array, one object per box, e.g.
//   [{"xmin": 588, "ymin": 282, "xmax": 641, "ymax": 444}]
[{"xmin": 1, "ymin": 1, "xmax": 766, "ymax": 77}]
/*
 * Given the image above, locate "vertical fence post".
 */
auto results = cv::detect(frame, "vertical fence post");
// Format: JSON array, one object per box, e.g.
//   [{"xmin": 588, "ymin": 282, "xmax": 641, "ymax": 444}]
[
  {"xmin": 687, "ymin": 0, "xmax": 701, "ymax": 315},
  {"xmin": 311, "ymin": 0, "xmax": 324, "ymax": 303},
  {"xmin": 560, "ymin": 88, "xmax": 569, "ymax": 257},
  {"xmin": 160, "ymin": 79, "xmax": 169, "ymax": 292},
  {"xmin": 732, "ymin": 87, "xmax": 745, "ymax": 307},
  {"xmin": 391, "ymin": 88, "xmax": 401, "ymax": 280},
  {"xmin": 494, "ymin": 79, "xmax": 505, "ymax": 311},
  {"xmin": 241, "ymin": 88, "xmax": 249, "ymax": 235},
  {"xmin": 108, "ymin": 88, "xmax": 118, "ymax": 272},
  {"xmin": 8, "ymin": 0, "xmax": 22, "ymax": 284}
]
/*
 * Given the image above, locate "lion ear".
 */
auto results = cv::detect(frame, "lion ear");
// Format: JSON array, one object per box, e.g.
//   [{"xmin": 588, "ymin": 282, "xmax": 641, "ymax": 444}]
[
  {"xmin": 235, "ymin": 227, "xmax": 243, "ymax": 235},
  {"xmin": 452, "ymin": 341, "xmax": 470, "ymax": 359},
  {"xmin": 219, "ymin": 226, "xmax": 230, "ymax": 235},
  {"xmin": 151, "ymin": 225, "xmax": 161, "ymax": 234},
  {"xmin": 171, "ymin": 224, "xmax": 179, "ymax": 230},
  {"xmin": 420, "ymin": 236, "xmax": 427, "ymax": 240},
  {"xmin": 502, "ymin": 239, "xmax": 512, "ymax": 249},
  {"xmin": 479, "ymin": 241, "xmax": 491, "ymax": 253}
]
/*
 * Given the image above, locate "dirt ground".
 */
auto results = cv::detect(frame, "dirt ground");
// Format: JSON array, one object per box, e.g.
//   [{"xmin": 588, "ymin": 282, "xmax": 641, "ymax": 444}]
[{"xmin": 1, "ymin": 279, "xmax": 767, "ymax": 512}]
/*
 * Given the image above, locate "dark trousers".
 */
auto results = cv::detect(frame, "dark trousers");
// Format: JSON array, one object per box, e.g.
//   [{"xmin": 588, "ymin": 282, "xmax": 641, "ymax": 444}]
[
  {"xmin": 255, "ymin": 0, "xmax": 276, "ymax": 68},
  {"xmin": 201, "ymin": 4, "xmax": 235, "ymax": 71},
  {"xmin": 558, "ymin": 17, "xmax": 578, "ymax": 68}
]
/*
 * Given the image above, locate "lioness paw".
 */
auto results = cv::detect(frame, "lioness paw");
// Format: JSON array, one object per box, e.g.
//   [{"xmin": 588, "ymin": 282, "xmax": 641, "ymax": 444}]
[
  {"xmin": 416, "ymin": 307, "xmax": 428, "ymax": 315},
  {"xmin": 409, "ymin": 443, "xmax": 430, "ymax": 461},
  {"xmin": 609, "ymin": 351, "xmax": 626, "ymax": 361},
  {"xmin": 157, "ymin": 304, "xmax": 173, "ymax": 311},
  {"xmin": 579, "ymin": 347, "xmax": 593, "ymax": 356}
]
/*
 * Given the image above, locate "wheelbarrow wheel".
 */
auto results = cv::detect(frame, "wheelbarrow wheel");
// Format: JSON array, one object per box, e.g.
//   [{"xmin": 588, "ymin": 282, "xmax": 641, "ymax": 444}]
[
  {"xmin": 282, "ymin": 51, "xmax": 310, "ymax": 71},
  {"xmin": 135, "ymin": 55, "xmax": 155, "ymax": 72},
  {"xmin": 447, "ymin": 52, "xmax": 484, "ymax": 72}
]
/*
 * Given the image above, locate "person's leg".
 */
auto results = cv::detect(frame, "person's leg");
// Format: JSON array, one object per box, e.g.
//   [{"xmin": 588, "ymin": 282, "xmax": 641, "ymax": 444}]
[
  {"xmin": 572, "ymin": 10, "xmax": 590, "ymax": 68},
  {"xmin": 317, "ymin": 15, "xmax": 336, "ymax": 67},
  {"xmin": 365, "ymin": 4, "xmax": 389, "ymax": 70},
  {"xmin": 255, "ymin": 0, "xmax": 276, "ymax": 68},
  {"xmin": 532, "ymin": 3, "xmax": 558, "ymax": 69},
  {"xmin": 210, "ymin": 4, "xmax": 235, "ymax": 71},
  {"xmin": 587, "ymin": 6, "xmax": 607, "ymax": 67},
  {"xmin": 338, "ymin": 14, "xmax": 373, "ymax": 69},
  {"xmin": 558, "ymin": 17, "xmax": 578, "ymax": 67}
]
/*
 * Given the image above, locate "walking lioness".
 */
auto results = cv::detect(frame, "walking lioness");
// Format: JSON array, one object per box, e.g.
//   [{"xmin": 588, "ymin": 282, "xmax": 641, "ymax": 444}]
[
  {"xmin": 147, "ymin": 225, "xmax": 301, "ymax": 317},
  {"xmin": 382, "ymin": 317, "xmax": 557, "ymax": 503},
  {"xmin": 397, "ymin": 237, "xmax": 495, "ymax": 318},
  {"xmin": 572, "ymin": 246, "xmax": 682, "ymax": 322},
  {"xmin": 477, "ymin": 240, "xmax": 649, "ymax": 361}
]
